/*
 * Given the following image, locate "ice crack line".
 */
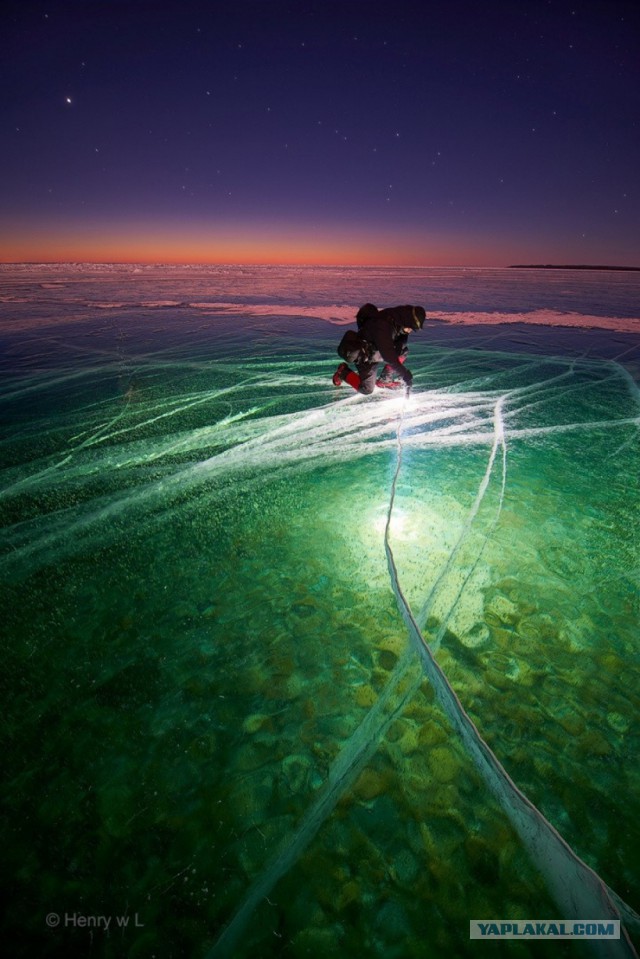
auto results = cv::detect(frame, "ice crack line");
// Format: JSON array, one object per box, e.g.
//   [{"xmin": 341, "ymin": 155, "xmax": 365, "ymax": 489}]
[
  {"xmin": 384, "ymin": 395, "xmax": 639, "ymax": 958},
  {"xmin": 206, "ymin": 391, "xmax": 513, "ymax": 958}
]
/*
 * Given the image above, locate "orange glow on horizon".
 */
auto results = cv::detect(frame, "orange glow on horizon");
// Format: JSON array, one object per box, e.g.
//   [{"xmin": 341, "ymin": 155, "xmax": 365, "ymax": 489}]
[{"xmin": 0, "ymin": 217, "xmax": 511, "ymax": 267}]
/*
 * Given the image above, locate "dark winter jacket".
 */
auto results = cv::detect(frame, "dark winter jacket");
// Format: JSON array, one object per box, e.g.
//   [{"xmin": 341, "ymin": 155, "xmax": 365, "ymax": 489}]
[{"xmin": 357, "ymin": 305, "xmax": 419, "ymax": 382}]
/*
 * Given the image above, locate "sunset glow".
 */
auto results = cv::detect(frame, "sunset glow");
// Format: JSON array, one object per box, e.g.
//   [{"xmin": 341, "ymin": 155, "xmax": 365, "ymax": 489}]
[
  {"xmin": 0, "ymin": 216, "xmax": 519, "ymax": 267},
  {"xmin": 2, "ymin": 3, "xmax": 638, "ymax": 269}
]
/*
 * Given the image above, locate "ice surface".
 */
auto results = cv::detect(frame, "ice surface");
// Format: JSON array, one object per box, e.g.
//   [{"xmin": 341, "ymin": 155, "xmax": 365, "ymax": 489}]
[{"xmin": 1, "ymin": 265, "xmax": 639, "ymax": 958}]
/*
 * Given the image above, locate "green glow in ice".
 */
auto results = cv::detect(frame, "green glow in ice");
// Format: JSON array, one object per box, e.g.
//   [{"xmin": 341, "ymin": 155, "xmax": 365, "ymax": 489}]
[{"xmin": 2, "ymin": 309, "xmax": 639, "ymax": 958}]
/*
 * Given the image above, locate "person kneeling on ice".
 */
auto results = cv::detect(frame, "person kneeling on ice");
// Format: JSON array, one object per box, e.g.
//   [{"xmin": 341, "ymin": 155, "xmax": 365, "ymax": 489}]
[{"xmin": 332, "ymin": 303, "xmax": 426, "ymax": 394}]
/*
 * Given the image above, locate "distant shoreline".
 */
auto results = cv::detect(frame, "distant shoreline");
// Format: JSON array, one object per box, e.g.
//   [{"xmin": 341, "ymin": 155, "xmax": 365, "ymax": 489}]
[
  {"xmin": 510, "ymin": 264, "xmax": 640, "ymax": 272},
  {"xmin": 1, "ymin": 261, "xmax": 639, "ymax": 272}
]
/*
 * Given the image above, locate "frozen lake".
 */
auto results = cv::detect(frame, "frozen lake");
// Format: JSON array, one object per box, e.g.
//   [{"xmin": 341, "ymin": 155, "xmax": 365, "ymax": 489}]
[{"xmin": 1, "ymin": 264, "xmax": 639, "ymax": 957}]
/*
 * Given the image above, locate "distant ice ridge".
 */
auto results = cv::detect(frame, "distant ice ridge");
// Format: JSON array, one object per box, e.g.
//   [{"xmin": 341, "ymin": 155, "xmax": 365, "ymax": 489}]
[
  {"xmin": 1, "ymin": 263, "xmax": 639, "ymax": 332},
  {"xmin": 102, "ymin": 302, "xmax": 639, "ymax": 333},
  {"xmin": 427, "ymin": 309, "xmax": 640, "ymax": 333},
  {"xmin": 206, "ymin": 303, "xmax": 640, "ymax": 332}
]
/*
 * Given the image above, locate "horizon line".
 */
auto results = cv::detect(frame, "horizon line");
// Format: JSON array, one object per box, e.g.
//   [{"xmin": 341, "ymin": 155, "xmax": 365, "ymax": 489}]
[{"xmin": 1, "ymin": 260, "xmax": 639, "ymax": 271}]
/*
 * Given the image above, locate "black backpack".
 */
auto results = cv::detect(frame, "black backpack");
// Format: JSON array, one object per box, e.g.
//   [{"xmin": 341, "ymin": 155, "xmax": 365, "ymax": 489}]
[
  {"xmin": 337, "ymin": 329, "xmax": 371, "ymax": 364},
  {"xmin": 356, "ymin": 303, "xmax": 379, "ymax": 328}
]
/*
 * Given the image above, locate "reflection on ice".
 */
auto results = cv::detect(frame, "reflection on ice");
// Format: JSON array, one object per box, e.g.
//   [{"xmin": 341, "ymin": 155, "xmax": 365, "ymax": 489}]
[{"xmin": 2, "ymin": 351, "xmax": 637, "ymax": 585}]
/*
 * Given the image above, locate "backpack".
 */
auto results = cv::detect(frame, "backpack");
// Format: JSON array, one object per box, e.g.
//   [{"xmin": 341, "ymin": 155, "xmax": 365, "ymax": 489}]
[
  {"xmin": 337, "ymin": 329, "xmax": 371, "ymax": 364},
  {"xmin": 356, "ymin": 303, "xmax": 379, "ymax": 328}
]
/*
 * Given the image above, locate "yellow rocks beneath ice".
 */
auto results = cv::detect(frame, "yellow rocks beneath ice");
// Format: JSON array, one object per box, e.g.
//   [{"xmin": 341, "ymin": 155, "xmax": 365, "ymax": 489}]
[
  {"xmin": 376, "ymin": 633, "xmax": 406, "ymax": 657},
  {"xmin": 354, "ymin": 767, "xmax": 389, "ymax": 801},
  {"xmin": 556, "ymin": 711, "xmax": 584, "ymax": 737},
  {"xmin": 398, "ymin": 726, "xmax": 420, "ymax": 756},
  {"xmin": 607, "ymin": 711, "xmax": 629, "ymax": 733},
  {"xmin": 282, "ymin": 753, "xmax": 312, "ymax": 793},
  {"xmin": 336, "ymin": 879, "xmax": 360, "ymax": 911},
  {"xmin": 460, "ymin": 622, "xmax": 491, "ymax": 648},
  {"xmin": 355, "ymin": 684, "xmax": 377, "ymax": 708},
  {"xmin": 428, "ymin": 746, "xmax": 460, "ymax": 783},
  {"xmin": 484, "ymin": 593, "xmax": 519, "ymax": 627},
  {"xmin": 242, "ymin": 713, "xmax": 270, "ymax": 734}
]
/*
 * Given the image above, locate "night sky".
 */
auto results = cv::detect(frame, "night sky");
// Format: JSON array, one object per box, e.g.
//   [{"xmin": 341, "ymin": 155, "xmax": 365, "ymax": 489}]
[{"xmin": 2, "ymin": 0, "xmax": 639, "ymax": 266}]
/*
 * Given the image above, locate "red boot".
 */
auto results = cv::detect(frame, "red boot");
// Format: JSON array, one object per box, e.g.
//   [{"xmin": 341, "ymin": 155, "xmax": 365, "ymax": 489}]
[
  {"xmin": 332, "ymin": 362, "xmax": 350, "ymax": 386},
  {"xmin": 332, "ymin": 363, "xmax": 361, "ymax": 391}
]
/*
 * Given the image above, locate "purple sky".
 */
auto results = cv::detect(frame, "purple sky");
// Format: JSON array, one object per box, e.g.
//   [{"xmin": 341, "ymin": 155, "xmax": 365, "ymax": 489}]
[{"xmin": 2, "ymin": 0, "xmax": 639, "ymax": 265}]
